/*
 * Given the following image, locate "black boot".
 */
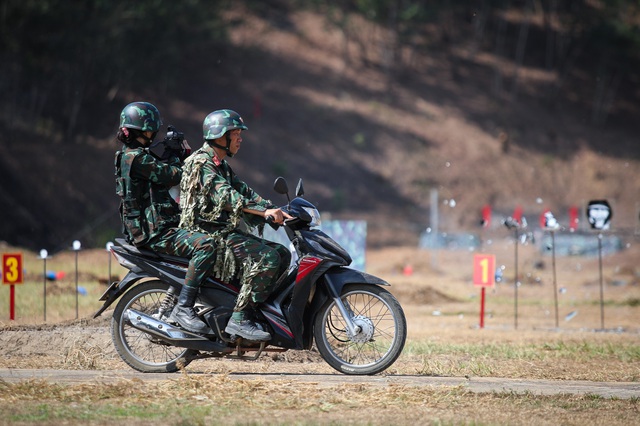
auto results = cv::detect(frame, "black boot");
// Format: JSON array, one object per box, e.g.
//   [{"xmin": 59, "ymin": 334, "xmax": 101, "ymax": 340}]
[
  {"xmin": 225, "ymin": 310, "xmax": 271, "ymax": 341},
  {"xmin": 169, "ymin": 286, "xmax": 210, "ymax": 334},
  {"xmin": 225, "ymin": 318, "xmax": 271, "ymax": 341}
]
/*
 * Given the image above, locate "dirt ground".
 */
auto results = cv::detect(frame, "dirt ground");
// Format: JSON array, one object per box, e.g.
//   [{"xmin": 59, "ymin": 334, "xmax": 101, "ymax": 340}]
[
  {"xmin": 0, "ymin": 243, "xmax": 639, "ymax": 425},
  {"xmin": 1, "ymin": 240, "xmax": 638, "ymax": 375}
]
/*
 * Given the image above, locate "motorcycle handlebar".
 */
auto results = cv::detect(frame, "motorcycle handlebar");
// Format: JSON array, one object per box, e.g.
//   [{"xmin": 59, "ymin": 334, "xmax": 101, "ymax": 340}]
[
  {"xmin": 266, "ymin": 215, "xmax": 281, "ymax": 230},
  {"xmin": 266, "ymin": 214, "xmax": 296, "ymax": 230}
]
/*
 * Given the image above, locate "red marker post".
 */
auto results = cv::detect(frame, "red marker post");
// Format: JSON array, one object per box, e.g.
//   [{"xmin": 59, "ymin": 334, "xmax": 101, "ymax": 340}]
[
  {"xmin": 2, "ymin": 253, "xmax": 24, "ymax": 321},
  {"xmin": 473, "ymin": 254, "xmax": 495, "ymax": 328}
]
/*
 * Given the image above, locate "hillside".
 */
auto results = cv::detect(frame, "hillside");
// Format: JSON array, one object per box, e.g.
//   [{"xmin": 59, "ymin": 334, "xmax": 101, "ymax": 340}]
[{"xmin": 1, "ymin": 2, "xmax": 639, "ymax": 252}]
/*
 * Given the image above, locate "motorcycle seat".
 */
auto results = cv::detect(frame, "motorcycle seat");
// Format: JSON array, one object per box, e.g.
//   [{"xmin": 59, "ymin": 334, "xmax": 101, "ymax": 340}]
[{"xmin": 114, "ymin": 238, "xmax": 189, "ymax": 265}]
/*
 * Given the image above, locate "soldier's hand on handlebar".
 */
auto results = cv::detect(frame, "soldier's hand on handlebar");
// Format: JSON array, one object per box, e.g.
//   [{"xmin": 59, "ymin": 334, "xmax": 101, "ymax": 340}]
[{"xmin": 265, "ymin": 208, "xmax": 292, "ymax": 225}]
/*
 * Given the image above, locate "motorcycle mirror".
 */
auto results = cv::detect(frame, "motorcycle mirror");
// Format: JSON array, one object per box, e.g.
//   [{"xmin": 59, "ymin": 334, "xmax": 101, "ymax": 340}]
[
  {"xmin": 295, "ymin": 179, "xmax": 304, "ymax": 197},
  {"xmin": 273, "ymin": 177, "xmax": 289, "ymax": 195}
]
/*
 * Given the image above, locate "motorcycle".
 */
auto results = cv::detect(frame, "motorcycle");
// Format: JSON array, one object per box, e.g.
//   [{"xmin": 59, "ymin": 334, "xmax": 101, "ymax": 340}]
[{"xmin": 94, "ymin": 177, "xmax": 407, "ymax": 375}]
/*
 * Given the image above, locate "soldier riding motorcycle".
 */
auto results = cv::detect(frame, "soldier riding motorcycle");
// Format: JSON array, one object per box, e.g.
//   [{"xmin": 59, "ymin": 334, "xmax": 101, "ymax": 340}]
[{"xmin": 95, "ymin": 177, "xmax": 407, "ymax": 375}]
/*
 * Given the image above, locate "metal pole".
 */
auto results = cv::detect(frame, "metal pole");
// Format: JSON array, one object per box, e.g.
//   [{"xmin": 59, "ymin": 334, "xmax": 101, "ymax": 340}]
[
  {"xmin": 9, "ymin": 285, "xmax": 15, "ymax": 321},
  {"xmin": 72, "ymin": 240, "xmax": 81, "ymax": 320},
  {"xmin": 480, "ymin": 287, "xmax": 486, "ymax": 329},
  {"xmin": 75, "ymin": 250, "xmax": 79, "ymax": 319},
  {"xmin": 551, "ymin": 231, "xmax": 559, "ymax": 328},
  {"xmin": 430, "ymin": 188, "xmax": 439, "ymax": 269},
  {"xmin": 514, "ymin": 228, "xmax": 519, "ymax": 330},
  {"xmin": 598, "ymin": 233, "xmax": 604, "ymax": 330},
  {"xmin": 43, "ymin": 256, "xmax": 47, "ymax": 322}
]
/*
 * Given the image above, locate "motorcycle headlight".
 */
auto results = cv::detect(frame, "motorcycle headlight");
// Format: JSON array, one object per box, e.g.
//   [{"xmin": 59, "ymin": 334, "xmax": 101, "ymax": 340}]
[{"xmin": 302, "ymin": 206, "xmax": 321, "ymax": 227}]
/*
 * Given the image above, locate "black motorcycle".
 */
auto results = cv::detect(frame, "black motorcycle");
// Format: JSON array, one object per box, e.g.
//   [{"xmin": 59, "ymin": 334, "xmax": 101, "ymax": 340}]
[{"xmin": 95, "ymin": 177, "xmax": 407, "ymax": 375}]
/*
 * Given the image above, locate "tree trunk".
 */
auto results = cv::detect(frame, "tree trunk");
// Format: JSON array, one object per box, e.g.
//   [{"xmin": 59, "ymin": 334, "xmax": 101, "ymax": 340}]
[
  {"xmin": 492, "ymin": 1, "xmax": 510, "ymax": 97},
  {"xmin": 543, "ymin": 0, "xmax": 558, "ymax": 71},
  {"xmin": 468, "ymin": 0, "xmax": 488, "ymax": 60},
  {"xmin": 509, "ymin": 0, "xmax": 533, "ymax": 102}
]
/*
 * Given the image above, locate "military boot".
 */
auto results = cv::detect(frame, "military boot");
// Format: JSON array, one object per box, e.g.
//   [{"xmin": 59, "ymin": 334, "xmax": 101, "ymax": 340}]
[
  {"xmin": 225, "ymin": 311, "xmax": 271, "ymax": 341},
  {"xmin": 169, "ymin": 285, "xmax": 210, "ymax": 334}
]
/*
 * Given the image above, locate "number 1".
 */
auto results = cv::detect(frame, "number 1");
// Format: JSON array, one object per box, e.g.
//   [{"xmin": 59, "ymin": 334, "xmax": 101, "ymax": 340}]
[{"xmin": 479, "ymin": 257, "xmax": 489, "ymax": 284}]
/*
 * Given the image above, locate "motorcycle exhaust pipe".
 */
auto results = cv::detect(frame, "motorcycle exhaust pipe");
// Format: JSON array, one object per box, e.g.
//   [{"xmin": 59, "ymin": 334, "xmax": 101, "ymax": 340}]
[{"xmin": 125, "ymin": 309, "xmax": 230, "ymax": 353}]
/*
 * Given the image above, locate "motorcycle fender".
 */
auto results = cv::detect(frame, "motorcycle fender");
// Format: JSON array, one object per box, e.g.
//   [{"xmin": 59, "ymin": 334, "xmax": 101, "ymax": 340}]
[
  {"xmin": 323, "ymin": 267, "xmax": 390, "ymax": 296},
  {"xmin": 93, "ymin": 270, "xmax": 151, "ymax": 318}
]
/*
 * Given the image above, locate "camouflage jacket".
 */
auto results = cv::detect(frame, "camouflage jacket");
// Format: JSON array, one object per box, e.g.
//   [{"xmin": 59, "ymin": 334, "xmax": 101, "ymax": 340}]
[
  {"xmin": 115, "ymin": 146, "xmax": 182, "ymax": 246},
  {"xmin": 179, "ymin": 143, "xmax": 273, "ymax": 236}
]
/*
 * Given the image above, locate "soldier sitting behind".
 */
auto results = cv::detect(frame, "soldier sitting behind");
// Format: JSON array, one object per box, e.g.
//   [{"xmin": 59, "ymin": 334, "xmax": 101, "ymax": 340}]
[{"xmin": 115, "ymin": 101, "xmax": 217, "ymax": 334}]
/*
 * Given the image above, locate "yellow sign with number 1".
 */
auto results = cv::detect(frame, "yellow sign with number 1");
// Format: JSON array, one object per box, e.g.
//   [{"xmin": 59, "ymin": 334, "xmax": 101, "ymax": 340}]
[
  {"xmin": 473, "ymin": 254, "xmax": 495, "ymax": 288},
  {"xmin": 474, "ymin": 254, "xmax": 495, "ymax": 328}
]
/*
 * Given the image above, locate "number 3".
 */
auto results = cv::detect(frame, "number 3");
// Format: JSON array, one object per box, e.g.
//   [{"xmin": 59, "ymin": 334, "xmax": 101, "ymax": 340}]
[{"xmin": 5, "ymin": 257, "xmax": 19, "ymax": 281}]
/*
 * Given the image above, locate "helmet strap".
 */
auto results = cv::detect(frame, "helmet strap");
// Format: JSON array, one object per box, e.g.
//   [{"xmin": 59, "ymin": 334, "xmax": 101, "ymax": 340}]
[
  {"xmin": 225, "ymin": 132, "xmax": 234, "ymax": 157},
  {"xmin": 206, "ymin": 140, "xmax": 229, "ymax": 158},
  {"xmin": 208, "ymin": 133, "xmax": 234, "ymax": 157},
  {"xmin": 121, "ymin": 128, "xmax": 155, "ymax": 148},
  {"xmin": 132, "ymin": 130, "xmax": 156, "ymax": 147},
  {"xmin": 140, "ymin": 131, "xmax": 157, "ymax": 146}
]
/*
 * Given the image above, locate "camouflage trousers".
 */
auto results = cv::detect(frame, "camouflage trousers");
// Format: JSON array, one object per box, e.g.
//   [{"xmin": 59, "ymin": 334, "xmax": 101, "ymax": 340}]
[
  {"xmin": 224, "ymin": 229, "xmax": 291, "ymax": 312},
  {"xmin": 147, "ymin": 228, "xmax": 217, "ymax": 289}
]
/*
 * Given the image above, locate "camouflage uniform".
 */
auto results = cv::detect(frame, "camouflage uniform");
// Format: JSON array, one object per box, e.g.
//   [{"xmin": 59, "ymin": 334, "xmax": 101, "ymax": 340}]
[
  {"xmin": 115, "ymin": 143, "xmax": 217, "ymax": 291},
  {"xmin": 179, "ymin": 142, "xmax": 290, "ymax": 312}
]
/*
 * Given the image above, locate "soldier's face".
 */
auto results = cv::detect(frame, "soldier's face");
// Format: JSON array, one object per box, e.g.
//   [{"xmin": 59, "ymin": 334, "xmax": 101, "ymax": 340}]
[
  {"xmin": 228, "ymin": 129, "xmax": 242, "ymax": 155},
  {"xmin": 138, "ymin": 131, "xmax": 154, "ymax": 146}
]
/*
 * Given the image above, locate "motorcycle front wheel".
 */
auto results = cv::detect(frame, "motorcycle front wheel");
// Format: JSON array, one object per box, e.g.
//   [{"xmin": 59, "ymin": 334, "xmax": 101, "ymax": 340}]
[
  {"xmin": 111, "ymin": 280, "xmax": 195, "ymax": 373},
  {"xmin": 313, "ymin": 283, "xmax": 407, "ymax": 375}
]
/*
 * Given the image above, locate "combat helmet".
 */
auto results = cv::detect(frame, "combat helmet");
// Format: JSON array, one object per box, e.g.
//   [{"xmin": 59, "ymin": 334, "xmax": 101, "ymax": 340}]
[
  {"xmin": 120, "ymin": 102, "xmax": 163, "ymax": 133},
  {"xmin": 203, "ymin": 109, "xmax": 248, "ymax": 140},
  {"xmin": 203, "ymin": 109, "xmax": 248, "ymax": 157}
]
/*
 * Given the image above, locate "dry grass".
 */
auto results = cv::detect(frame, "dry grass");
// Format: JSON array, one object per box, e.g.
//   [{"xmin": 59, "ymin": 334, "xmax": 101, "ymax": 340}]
[
  {"xmin": 0, "ymin": 241, "xmax": 639, "ymax": 424},
  {"xmin": 0, "ymin": 375, "xmax": 638, "ymax": 425}
]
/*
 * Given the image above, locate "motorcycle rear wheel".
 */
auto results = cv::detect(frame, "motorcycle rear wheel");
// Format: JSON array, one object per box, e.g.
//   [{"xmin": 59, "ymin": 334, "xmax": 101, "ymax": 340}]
[
  {"xmin": 313, "ymin": 283, "xmax": 407, "ymax": 375},
  {"xmin": 111, "ymin": 280, "xmax": 195, "ymax": 373}
]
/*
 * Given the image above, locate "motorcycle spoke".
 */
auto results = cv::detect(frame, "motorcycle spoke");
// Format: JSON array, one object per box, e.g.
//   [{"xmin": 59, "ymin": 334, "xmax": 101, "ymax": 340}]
[
  {"xmin": 115, "ymin": 286, "xmax": 190, "ymax": 367},
  {"xmin": 111, "ymin": 280, "xmax": 194, "ymax": 373},
  {"xmin": 326, "ymin": 312, "xmax": 349, "ymax": 342},
  {"xmin": 122, "ymin": 323, "xmax": 182, "ymax": 364},
  {"xmin": 323, "ymin": 291, "xmax": 399, "ymax": 367}
]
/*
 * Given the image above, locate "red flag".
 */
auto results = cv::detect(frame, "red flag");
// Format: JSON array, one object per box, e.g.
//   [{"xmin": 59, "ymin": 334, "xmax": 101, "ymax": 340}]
[
  {"xmin": 569, "ymin": 206, "xmax": 579, "ymax": 231},
  {"xmin": 481, "ymin": 205, "xmax": 491, "ymax": 228},
  {"xmin": 540, "ymin": 208, "xmax": 550, "ymax": 229},
  {"xmin": 513, "ymin": 206, "xmax": 523, "ymax": 224}
]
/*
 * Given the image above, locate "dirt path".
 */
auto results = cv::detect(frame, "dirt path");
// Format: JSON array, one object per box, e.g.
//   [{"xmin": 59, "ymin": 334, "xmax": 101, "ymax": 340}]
[{"xmin": 1, "ymin": 368, "xmax": 638, "ymax": 399}]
